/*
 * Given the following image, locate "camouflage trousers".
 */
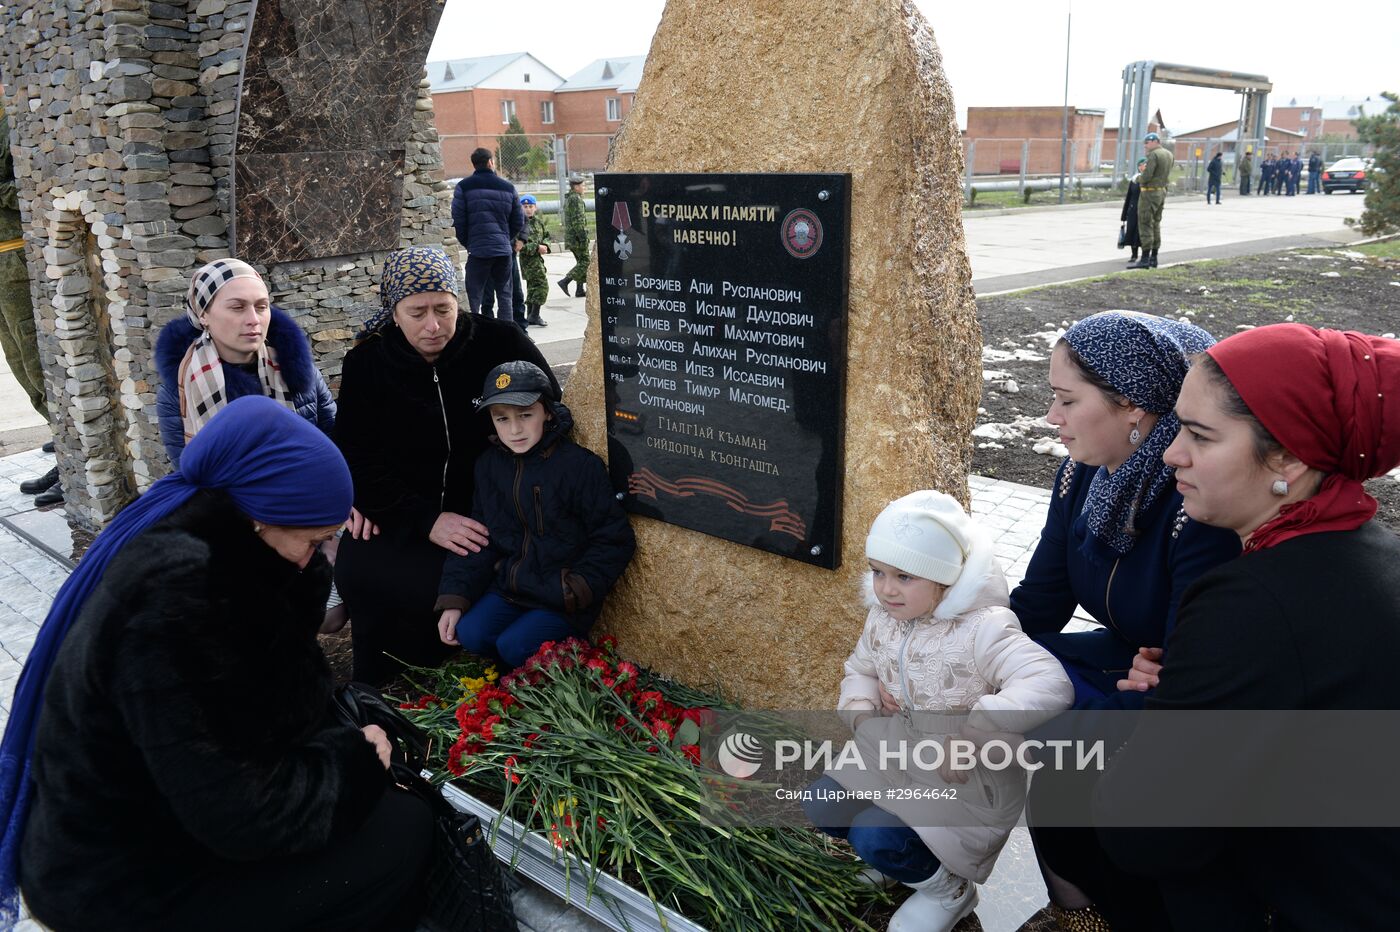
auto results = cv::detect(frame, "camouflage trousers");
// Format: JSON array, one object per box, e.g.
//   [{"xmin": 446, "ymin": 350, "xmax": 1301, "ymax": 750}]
[
  {"xmin": 521, "ymin": 253, "xmax": 550, "ymax": 306},
  {"xmin": 1136, "ymin": 190, "xmax": 1166, "ymax": 251},
  {"xmin": 565, "ymin": 246, "xmax": 589, "ymax": 285},
  {"xmin": 0, "ymin": 251, "xmax": 45, "ymax": 418}
]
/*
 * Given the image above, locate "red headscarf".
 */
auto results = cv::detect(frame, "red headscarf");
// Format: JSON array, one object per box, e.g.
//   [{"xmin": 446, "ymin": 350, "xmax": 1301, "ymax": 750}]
[{"xmin": 1206, "ymin": 324, "xmax": 1400, "ymax": 552}]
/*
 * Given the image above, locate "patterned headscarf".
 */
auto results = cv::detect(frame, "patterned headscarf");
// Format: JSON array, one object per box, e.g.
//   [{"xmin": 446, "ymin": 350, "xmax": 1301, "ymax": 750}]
[
  {"xmin": 1061, "ymin": 311, "xmax": 1217, "ymax": 561},
  {"xmin": 184, "ymin": 257, "xmax": 262, "ymax": 327},
  {"xmin": 177, "ymin": 258, "xmax": 292, "ymax": 441},
  {"xmin": 358, "ymin": 247, "xmax": 459, "ymax": 338}
]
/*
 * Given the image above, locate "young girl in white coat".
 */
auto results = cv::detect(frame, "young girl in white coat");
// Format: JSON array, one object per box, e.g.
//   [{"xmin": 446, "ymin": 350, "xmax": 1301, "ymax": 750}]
[{"xmin": 803, "ymin": 490, "xmax": 1074, "ymax": 932}]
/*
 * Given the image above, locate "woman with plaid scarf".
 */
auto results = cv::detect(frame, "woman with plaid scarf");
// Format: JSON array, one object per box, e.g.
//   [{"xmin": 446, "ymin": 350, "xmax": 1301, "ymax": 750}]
[{"xmin": 156, "ymin": 258, "xmax": 336, "ymax": 471}]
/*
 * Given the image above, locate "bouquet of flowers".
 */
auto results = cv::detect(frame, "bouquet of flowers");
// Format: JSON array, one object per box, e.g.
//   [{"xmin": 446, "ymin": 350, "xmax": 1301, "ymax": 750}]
[{"xmin": 394, "ymin": 636, "xmax": 885, "ymax": 931}]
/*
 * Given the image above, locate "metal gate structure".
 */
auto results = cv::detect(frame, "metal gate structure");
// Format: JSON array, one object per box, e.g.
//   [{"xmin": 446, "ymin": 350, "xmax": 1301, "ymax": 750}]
[{"xmin": 1115, "ymin": 62, "xmax": 1272, "ymax": 183}]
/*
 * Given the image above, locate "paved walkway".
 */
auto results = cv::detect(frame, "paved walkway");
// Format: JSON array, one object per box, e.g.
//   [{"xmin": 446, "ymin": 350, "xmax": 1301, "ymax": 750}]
[
  {"xmin": 0, "ymin": 441, "xmax": 1066, "ymax": 931},
  {"xmin": 966, "ymin": 188, "xmax": 1367, "ymax": 294}
]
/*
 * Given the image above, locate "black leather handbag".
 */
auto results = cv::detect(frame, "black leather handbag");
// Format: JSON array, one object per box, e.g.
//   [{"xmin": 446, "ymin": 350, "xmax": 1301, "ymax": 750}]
[{"xmin": 333, "ymin": 682, "xmax": 518, "ymax": 932}]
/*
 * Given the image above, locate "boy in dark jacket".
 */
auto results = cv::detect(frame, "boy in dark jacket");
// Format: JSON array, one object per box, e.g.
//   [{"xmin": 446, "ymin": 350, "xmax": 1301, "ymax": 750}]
[{"xmin": 435, "ymin": 361, "xmax": 635, "ymax": 668}]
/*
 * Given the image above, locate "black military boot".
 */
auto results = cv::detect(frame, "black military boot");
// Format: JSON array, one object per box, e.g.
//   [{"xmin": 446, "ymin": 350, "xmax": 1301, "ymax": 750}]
[
  {"xmin": 1148, "ymin": 248, "xmax": 1159, "ymax": 268},
  {"xmin": 527, "ymin": 304, "xmax": 547, "ymax": 327},
  {"xmin": 34, "ymin": 481, "xmax": 64, "ymax": 507},
  {"xmin": 1127, "ymin": 250, "xmax": 1153, "ymax": 269},
  {"xmin": 575, "ymin": 282, "xmax": 586, "ymax": 298},
  {"xmin": 557, "ymin": 278, "xmax": 571, "ymax": 296},
  {"xmin": 21, "ymin": 466, "xmax": 60, "ymax": 495}
]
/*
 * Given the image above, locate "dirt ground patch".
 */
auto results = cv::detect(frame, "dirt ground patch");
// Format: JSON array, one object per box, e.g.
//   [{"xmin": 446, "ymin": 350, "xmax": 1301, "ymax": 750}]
[{"xmin": 973, "ymin": 242, "xmax": 1400, "ymax": 533}]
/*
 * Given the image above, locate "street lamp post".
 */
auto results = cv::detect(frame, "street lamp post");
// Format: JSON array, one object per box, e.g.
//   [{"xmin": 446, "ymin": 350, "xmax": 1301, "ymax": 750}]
[{"xmin": 1058, "ymin": 4, "xmax": 1072, "ymax": 204}]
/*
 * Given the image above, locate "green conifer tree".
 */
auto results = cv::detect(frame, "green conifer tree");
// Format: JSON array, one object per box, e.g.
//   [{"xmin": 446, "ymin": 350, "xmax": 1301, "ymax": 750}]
[
  {"xmin": 495, "ymin": 114, "xmax": 530, "ymax": 180},
  {"xmin": 1354, "ymin": 91, "xmax": 1399, "ymax": 236}
]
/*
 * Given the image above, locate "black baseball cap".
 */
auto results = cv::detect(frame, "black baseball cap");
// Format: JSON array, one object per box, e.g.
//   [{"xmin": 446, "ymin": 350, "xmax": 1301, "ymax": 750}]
[{"xmin": 475, "ymin": 361, "xmax": 553, "ymax": 411}]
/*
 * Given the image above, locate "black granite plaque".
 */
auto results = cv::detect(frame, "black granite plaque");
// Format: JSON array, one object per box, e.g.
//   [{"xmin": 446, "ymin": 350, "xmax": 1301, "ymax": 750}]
[{"xmin": 595, "ymin": 173, "xmax": 849, "ymax": 569}]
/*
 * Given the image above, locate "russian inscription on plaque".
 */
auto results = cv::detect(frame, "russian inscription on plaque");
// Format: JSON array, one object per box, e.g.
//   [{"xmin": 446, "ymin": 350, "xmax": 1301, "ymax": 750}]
[{"xmin": 594, "ymin": 173, "xmax": 849, "ymax": 568}]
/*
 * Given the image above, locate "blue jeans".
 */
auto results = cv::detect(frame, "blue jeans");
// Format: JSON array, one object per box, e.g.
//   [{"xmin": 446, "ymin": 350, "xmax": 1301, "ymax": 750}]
[
  {"xmin": 1307, "ymin": 172, "xmax": 1320, "ymax": 194},
  {"xmin": 454, "ymin": 591, "xmax": 576, "ymax": 669},
  {"xmin": 465, "ymin": 255, "xmax": 514, "ymax": 320},
  {"xmin": 801, "ymin": 775, "xmax": 939, "ymax": 883},
  {"xmin": 1206, "ymin": 178, "xmax": 1221, "ymax": 203}
]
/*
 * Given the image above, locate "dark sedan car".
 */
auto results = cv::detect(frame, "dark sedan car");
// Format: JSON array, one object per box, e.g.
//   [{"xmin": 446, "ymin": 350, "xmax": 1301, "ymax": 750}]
[{"xmin": 1321, "ymin": 157, "xmax": 1371, "ymax": 194}]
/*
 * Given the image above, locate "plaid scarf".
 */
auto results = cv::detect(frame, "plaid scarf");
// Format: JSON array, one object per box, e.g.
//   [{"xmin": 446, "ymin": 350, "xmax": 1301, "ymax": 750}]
[{"xmin": 177, "ymin": 330, "xmax": 294, "ymax": 445}]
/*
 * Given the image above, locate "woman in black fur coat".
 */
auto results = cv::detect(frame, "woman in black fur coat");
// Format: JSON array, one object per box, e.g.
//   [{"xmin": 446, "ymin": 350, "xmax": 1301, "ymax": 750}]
[
  {"xmin": 8, "ymin": 398, "xmax": 430, "ymax": 931},
  {"xmin": 334, "ymin": 247, "xmax": 556, "ymax": 684}
]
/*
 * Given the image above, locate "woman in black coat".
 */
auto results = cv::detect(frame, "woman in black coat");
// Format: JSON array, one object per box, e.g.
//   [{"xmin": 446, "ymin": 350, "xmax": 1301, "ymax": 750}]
[
  {"xmin": 1095, "ymin": 324, "xmax": 1400, "ymax": 931},
  {"xmin": 4, "ymin": 398, "xmax": 430, "ymax": 931},
  {"xmin": 1120, "ymin": 157, "xmax": 1145, "ymax": 264},
  {"xmin": 334, "ymin": 247, "xmax": 557, "ymax": 684}
]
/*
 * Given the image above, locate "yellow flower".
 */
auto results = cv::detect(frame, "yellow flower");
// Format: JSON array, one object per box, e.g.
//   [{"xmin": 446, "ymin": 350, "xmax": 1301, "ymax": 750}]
[{"xmin": 485, "ymin": 667, "xmax": 499, "ymax": 682}]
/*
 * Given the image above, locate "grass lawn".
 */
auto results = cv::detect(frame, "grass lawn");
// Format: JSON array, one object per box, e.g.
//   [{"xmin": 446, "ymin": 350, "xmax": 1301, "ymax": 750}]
[{"xmin": 1352, "ymin": 237, "xmax": 1400, "ymax": 259}]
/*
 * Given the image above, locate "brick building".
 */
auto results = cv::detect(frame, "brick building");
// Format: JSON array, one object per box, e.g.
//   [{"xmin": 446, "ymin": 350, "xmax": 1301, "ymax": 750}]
[
  {"xmin": 1271, "ymin": 96, "xmax": 1383, "ymax": 143},
  {"xmin": 553, "ymin": 56, "xmax": 644, "ymax": 172},
  {"xmin": 1174, "ymin": 119, "xmax": 1305, "ymax": 159},
  {"xmin": 427, "ymin": 53, "xmax": 566, "ymax": 177},
  {"xmin": 426, "ymin": 53, "xmax": 644, "ymax": 177},
  {"xmin": 964, "ymin": 106, "xmax": 1104, "ymax": 175}
]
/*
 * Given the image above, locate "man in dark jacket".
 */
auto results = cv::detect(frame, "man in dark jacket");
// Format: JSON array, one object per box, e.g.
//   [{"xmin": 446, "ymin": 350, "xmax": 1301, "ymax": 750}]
[
  {"xmin": 452, "ymin": 147, "xmax": 525, "ymax": 320},
  {"xmin": 1306, "ymin": 151, "xmax": 1322, "ymax": 194},
  {"xmin": 1205, "ymin": 152, "xmax": 1223, "ymax": 204}
]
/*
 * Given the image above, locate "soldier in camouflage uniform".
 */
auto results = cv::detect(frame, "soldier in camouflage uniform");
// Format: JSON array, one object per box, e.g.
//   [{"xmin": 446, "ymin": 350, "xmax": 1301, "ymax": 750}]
[
  {"xmin": 558, "ymin": 173, "xmax": 589, "ymax": 297},
  {"xmin": 519, "ymin": 195, "xmax": 550, "ymax": 327},
  {"xmin": 0, "ymin": 103, "xmax": 44, "ymax": 419},
  {"xmin": 1, "ymin": 102, "xmax": 62, "ymax": 502},
  {"xmin": 1129, "ymin": 132, "xmax": 1172, "ymax": 270}
]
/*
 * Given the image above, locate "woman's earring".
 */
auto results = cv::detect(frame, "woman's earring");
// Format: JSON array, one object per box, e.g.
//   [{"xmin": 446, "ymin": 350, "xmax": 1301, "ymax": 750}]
[
  {"xmin": 253, "ymin": 523, "xmax": 264, "ymax": 533},
  {"xmin": 1128, "ymin": 420, "xmax": 1142, "ymax": 445},
  {"xmin": 1271, "ymin": 479, "xmax": 1289, "ymax": 496}
]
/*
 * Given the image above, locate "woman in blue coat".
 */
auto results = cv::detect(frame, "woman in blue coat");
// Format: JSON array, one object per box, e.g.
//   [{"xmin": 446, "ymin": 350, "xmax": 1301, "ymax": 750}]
[
  {"xmin": 1012, "ymin": 311, "xmax": 1240, "ymax": 710},
  {"xmin": 1012, "ymin": 311, "xmax": 1240, "ymax": 932},
  {"xmin": 156, "ymin": 258, "xmax": 336, "ymax": 470}
]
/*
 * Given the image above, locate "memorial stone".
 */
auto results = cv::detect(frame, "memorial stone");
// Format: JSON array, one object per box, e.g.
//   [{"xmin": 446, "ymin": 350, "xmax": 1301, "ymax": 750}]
[{"xmin": 564, "ymin": 0, "xmax": 982, "ymax": 708}]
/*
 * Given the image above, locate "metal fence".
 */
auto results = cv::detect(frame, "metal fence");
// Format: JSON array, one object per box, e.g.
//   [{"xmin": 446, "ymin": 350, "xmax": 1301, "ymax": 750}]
[
  {"xmin": 958, "ymin": 136, "xmax": 1377, "ymax": 201},
  {"xmin": 1169, "ymin": 137, "xmax": 1376, "ymax": 191},
  {"xmin": 959, "ymin": 138, "xmax": 1114, "ymax": 205},
  {"xmin": 437, "ymin": 131, "xmax": 616, "ymax": 221}
]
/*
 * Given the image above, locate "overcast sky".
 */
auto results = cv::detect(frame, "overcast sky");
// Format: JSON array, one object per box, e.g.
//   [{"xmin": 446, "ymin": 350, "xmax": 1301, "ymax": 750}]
[{"xmin": 427, "ymin": 0, "xmax": 1396, "ymax": 133}]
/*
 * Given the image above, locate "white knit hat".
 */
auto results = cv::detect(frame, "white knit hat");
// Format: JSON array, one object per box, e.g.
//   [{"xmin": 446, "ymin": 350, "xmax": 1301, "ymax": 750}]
[{"xmin": 865, "ymin": 490, "xmax": 974, "ymax": 586}]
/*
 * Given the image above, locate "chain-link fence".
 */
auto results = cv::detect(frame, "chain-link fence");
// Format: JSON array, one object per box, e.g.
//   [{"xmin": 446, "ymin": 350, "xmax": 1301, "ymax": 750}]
[{"xmin": 438, "ymin": 132, "xmax": 618, "ymax": 230}]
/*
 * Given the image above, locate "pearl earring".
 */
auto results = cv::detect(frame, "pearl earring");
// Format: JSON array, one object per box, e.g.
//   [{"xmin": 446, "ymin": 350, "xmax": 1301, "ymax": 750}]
[{"xmin": 1271, "ymin": 479, "xmax": 1289, "ymax": 496}]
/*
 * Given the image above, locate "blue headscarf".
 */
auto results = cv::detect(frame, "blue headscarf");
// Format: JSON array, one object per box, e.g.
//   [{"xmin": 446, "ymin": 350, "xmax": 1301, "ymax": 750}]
[
  {"xmin": 1061, "ymin": 311, "xmax": 1216, "ymax": 562},
  {"xmin": 0, "ymin": 396, "xmax": 352, "ymax": 921},
  {"xmin": 357, "ymin": 247, "xmax": 459, "ymax": 340}
]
